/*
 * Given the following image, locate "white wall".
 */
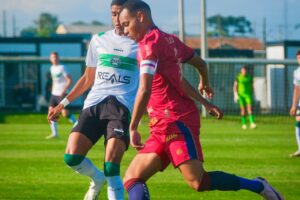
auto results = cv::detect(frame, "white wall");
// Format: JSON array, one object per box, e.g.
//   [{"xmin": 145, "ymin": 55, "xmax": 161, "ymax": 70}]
[
  {"xmin": 265, "ymin": 45, "xmax": 285, "ymax": 109},
  {"xmin": 266, "ymin": 46, "xmax": 285, "ymax": 59}
]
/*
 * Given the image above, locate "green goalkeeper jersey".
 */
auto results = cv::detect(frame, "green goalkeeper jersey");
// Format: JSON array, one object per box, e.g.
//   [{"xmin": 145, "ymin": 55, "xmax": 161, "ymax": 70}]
[{"xmin": 236, "ymin": 73, "xmax": 253, "ymax": 95}]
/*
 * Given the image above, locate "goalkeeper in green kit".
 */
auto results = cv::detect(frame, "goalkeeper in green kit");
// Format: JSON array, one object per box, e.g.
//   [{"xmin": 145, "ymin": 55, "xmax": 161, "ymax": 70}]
[{"xmin": 233, "ymin": 66, "xmax": 256, "ymax": 129}]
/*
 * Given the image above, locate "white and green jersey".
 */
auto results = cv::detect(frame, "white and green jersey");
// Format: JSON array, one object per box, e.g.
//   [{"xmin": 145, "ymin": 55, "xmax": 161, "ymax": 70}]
[
  {"xmin": 50, "ymin": 64, "xmax": 69, "ymax": 96},
  {"xmin": 84, "ymin": 30, "xmax": 138, "ymax": 112},
  {"xmin": 293, "ymin": 67, "xmax": 300, "ymax": 86}
]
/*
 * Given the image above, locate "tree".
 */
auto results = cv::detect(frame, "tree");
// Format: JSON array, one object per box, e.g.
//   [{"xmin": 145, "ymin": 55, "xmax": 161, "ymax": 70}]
[
  {"xmin": 20, "ymin": 26, "xmax": 38, "ymax": 37},
  {"xmin": 91, "ymin": 20, "xmax": 104, "ymax": 25},
  {"xmin": 207, "ymin": 15, "xmax": 253, "ymax": 37},
  {"xmin": 35, "ymin": 13, "xmax": 59, "ymax": 37},
  {"xmin": 20, "ymin": 13, "xmax": 59, "ymax": 37},
  {"xmin": 72, "ymin": 21, "xmax": 87, "ymax": 25}
]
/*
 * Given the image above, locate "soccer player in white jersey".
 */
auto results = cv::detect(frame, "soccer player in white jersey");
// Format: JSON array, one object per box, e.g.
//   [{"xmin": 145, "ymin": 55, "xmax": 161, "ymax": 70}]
[
  {"xmin": 289, "ymin": 49, "xmax": 300, "ymax": 157},
  {"xmin": 46, "ymin": 52, "xmax": 77, "ymax": 139},
  {"xmin": 47, "ymin": 0, "xmax": 138, "ymax": 199}
]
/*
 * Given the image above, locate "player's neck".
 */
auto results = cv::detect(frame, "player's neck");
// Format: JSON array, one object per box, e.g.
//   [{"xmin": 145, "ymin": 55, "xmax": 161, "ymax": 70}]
[
  {"xmin": 146, "ymin": 21, "xmax": 155, "ymax": 31},
  {"xmin": 115, "ymin": 29, "xmax": 124, "ymax": 36}
]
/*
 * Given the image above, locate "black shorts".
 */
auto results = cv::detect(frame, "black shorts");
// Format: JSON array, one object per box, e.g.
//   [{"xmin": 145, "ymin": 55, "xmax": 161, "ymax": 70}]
[
  {"xmin": 71, "ymin": 96, "xmax": 130, "ymax": 149},
  {"xmin": 49, "ymin": 95, "xmax": 63, "ymax": 107},
  {"xmin": 296, "ymin": 106, "xmax": 300, "ymax": 116}
]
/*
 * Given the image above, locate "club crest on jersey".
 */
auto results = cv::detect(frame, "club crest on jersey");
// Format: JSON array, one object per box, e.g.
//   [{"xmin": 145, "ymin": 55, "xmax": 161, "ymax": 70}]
[{"xmin": 110, "ymin": 56, "xmax": 121, "ymax": 67}]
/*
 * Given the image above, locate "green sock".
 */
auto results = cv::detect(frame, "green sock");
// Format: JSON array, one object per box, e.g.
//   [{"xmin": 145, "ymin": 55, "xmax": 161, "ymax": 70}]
[
  {"xmin": 241, "ymin": 116, "xmax": 247, "ymax": 125},
  {"xmin": 249, "ymin": 114, "xmax": 255, "ymax": 124}
]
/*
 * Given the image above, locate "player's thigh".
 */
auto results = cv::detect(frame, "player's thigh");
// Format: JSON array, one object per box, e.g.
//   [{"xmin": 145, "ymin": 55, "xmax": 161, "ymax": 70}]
[
  {"xmin": 239, "ymin": 99, "xmax": 246, "ymax": 114},
  {"xmin": 105, "ymin": 118, "xmax": 129, "ymax": 162},
  {"xmin": 178, "ymin": 159, "xmax": 205, "ymax": 187},
  {"xmin": 124, "ymin": 153, "xmax": 162, "ymax": 182},
  {"xmin": 65, "ymin": 107, "xmax": 104, "ymax": 155},
  {"xmin": 48, "ymin": 95, "xmax": 60, "ymax": 108},
  {"xmin": 65, "ymin": 132, "xmax": 93, "ymax": 155},
  {"xmin": 105, "ymin": 137, "xmax": 126, "ymax": 163}
]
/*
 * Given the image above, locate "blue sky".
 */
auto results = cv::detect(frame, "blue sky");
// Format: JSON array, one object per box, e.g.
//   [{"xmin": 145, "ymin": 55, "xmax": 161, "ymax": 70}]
[{"xmin": 1, "ymin": 0, "xmax": 300, "ymax": 41}]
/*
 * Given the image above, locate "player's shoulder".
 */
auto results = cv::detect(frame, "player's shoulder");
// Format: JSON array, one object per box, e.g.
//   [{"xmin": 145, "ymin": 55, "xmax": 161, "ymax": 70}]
[
  {"xmin": 294, "ymin": 67, "xmax": 300, "ymax": 73},
  {"xmin": 142, "ymin": 27, "xmax": 161, "ymax": 44},
  {"xmin": 91, "ymin": 30, "xmax": 116, "ymax": 40}
]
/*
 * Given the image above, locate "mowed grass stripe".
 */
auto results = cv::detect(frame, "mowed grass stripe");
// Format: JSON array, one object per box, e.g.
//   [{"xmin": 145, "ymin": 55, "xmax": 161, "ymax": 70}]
[{"xmin": 0, "ymin": 116, "xmax": 299, "ymax": 199}]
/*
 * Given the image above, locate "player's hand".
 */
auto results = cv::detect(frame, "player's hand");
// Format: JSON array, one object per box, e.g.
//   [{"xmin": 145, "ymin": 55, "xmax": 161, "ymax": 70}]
[
  {"xmin": 234, "ymin": 93, "xmax": 239, "ymax": 103},
  {"xmin": 290, "ymin": 106, "xmax": 296, "ymax": 116},
  {"xmin": 206, "ymin": 104, "xmax": 223, "ymax": 119},
  {"xmin": 198, "ymin": 82, "xmax": 214, "ymax": 99},
  {"xmin": 47, "ymin": 104, "xmax": 64, "ymax": 123},
  {"xmin": 129, "ymin": 129, "xmax": 144, "ymax": 150}
]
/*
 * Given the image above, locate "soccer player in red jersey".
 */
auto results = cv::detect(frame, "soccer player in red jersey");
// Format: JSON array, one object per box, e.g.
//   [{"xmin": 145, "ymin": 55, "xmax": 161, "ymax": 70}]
[{"xmin": 119, "ymin": 1, "xmax": 284, "ymax": 200}]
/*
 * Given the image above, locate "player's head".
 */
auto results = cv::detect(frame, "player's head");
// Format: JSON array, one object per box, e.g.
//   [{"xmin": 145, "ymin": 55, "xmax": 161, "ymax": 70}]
[
  {"xmin": 240, "ymin": 66, "xmax": 247, "ymax": 75},
  {"xmin": 49, "ymin": 51, "xmax": 59, "ymax": 65},
  {"xmin": 111, "ymin": 0, "xmax": 128, "ymax": 35},
  {"xmin": 296, "ymin": 49, "xmax": 300, "ymax": 65},
  {"xmin": 119, "ymin": 0, "xmax": 154, "ymax": 42}
]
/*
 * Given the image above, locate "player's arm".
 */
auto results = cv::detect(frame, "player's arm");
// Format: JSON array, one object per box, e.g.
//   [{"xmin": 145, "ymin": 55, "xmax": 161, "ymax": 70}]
[
  {"xmin": 290, "ymin": 85, "xmax": 300, "ymax": 115},
  {"xmin": 185, "ymin": 54, "xmax": 213, "ymax": 99},
  {"xmin": 233, "ymin": 80, "xmax": 238, "ymax": 93},
  {"xmin": 61, "ymin": 74, "xmax": 72, "ymax": 96},
  {"xmin": 180, "ymin": 77, "xmax": 223, "ymax": 119},
  {"xmin": 129, "ymin": 73, "xmax": 153, "ymax": 149},
  {"xmin": 47, "ymin": 67, "xmax": 95, "ymax": 122},
  {"xmin": 65, "ymin": 67, "xmax": 95, "ymax": 103},
  {"xmin": 233, "ymin": 80, "xmax": 239, "ymax": 102}
]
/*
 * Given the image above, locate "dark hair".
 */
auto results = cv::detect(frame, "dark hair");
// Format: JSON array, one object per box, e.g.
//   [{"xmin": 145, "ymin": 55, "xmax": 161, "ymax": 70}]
[
  {"xmin": 297, "ymin": 49, "xmax": 300, "ymax": 56},
  {"xmin": 50, "ymin": 51, "xmax": 58, "ymax": 56},
  {"xmin": 111, "ymin": 0, "xmax": 128, "ymax": 6},
  {"xmin": 122, "ymin": 0, "xmax": 151, "ymax": 14}
]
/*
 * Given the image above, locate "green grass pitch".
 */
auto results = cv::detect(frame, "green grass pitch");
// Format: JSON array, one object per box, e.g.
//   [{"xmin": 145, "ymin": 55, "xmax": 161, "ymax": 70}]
[{"xmin": 0, "ymin": 114, "xmax": 299, "ymax": 199}]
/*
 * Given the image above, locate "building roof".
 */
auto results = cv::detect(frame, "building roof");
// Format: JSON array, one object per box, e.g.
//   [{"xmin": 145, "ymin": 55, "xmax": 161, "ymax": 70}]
[
  {"xmin": 185, "ymin": 37, "xmax": 264, "ymax": 50},
  {"xmin": 56, "ymin": 24, "xmax": 112, "ymax": 35}
]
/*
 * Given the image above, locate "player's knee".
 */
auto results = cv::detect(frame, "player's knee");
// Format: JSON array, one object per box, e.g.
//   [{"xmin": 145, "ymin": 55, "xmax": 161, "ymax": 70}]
[
  {"xmin": 104, "ymin": 162, "xmax": 120, "ymax": 176},
  {"xmin": 61, "ymin": 112, "xmax": 67, "ymax": 118},
  {"xmin": 123, "ymin": 166, "xmax": 138, "ymax": 183},
  {"xmin": 64, "ymin": 154, "xmax": 85, "ymax": 167},
  {"xmin": 186, "ymin": 179, "xmax": 202, "ymax": 191},
  {"xmin": 123, "ymin": 178, "xmax": 145, "ymax": 191},
  {"xmin": 196, "ymin": 172, "xmax": 211, "ymax": 192}
]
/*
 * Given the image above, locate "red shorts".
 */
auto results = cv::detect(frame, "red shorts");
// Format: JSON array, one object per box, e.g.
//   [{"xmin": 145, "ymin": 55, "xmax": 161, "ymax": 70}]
[{"xmin": 139, "ymin": 121, "xmax": 203, "ymax": 170}]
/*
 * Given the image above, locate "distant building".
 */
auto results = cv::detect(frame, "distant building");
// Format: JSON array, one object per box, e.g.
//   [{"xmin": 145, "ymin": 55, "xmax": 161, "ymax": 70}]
[
  {"xmin": 185, "ymin": 36, "xmax": 265, "ymax": 58},
  {"xmin": 0, "ymin": 32, "xmax": 268, "ymax": 111},
  {"xmin": 265, "ymin": 40, "xmax": 300, "ymax": 111}
]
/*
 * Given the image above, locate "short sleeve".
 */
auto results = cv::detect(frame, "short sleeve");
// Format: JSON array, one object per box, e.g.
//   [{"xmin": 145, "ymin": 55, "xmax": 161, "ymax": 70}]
[
  {"xmin": 174, "ymin": 36, "xmax": 195, "ymax": 63},
  {"xmin": 138, "ymin": 33, "xmax": 159, "ymax": 75},
  {"xmin": 62, "ymin": 65, "xmax": 69, "ymax": 76},
  {"xmin": 85, "ymin": 35, "xmax": 98, "ymax": 67},
  {"xmin": 294, "ymin": 71, "xmax": 300, "ymax": 85}
]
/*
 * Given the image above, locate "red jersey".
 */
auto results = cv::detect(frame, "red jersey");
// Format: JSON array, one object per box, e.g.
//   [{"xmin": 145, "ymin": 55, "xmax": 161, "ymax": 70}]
[{"xmin": 138, "ymin": 27, "xmax": 200, "ymax": 133}]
